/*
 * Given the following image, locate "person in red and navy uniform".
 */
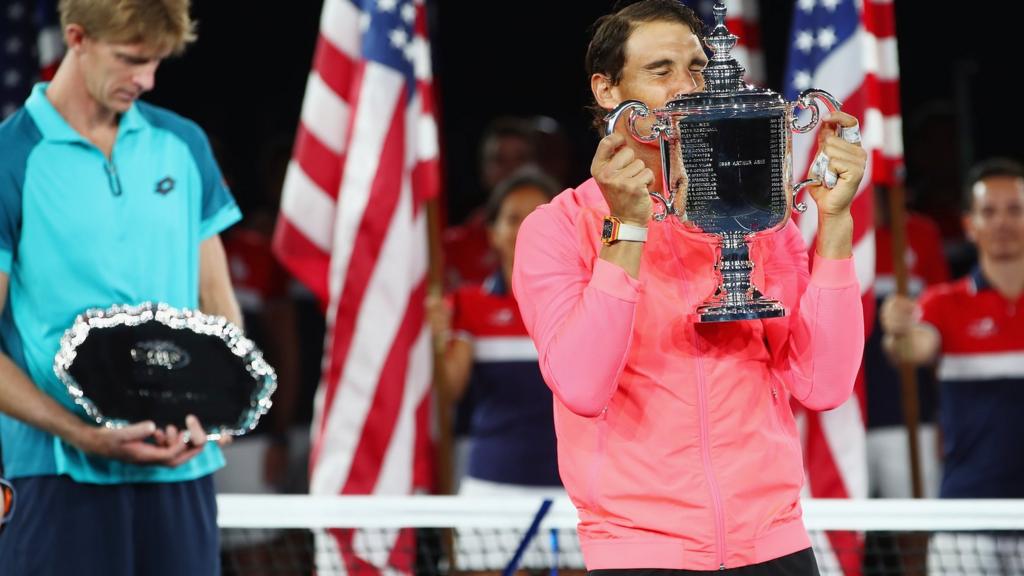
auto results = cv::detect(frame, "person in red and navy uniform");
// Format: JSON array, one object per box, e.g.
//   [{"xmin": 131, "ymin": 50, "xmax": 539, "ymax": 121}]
[
  {"xmin": 431, "ymin": 167, "xmax": 576, "ymax": 569},
  {"xmin": 432, "ymin": 168, "xmax": 563, "ymax": 492},
  {"xmin": 881, "ymin": 159, "xmax": 1024, "ymax": 572}
]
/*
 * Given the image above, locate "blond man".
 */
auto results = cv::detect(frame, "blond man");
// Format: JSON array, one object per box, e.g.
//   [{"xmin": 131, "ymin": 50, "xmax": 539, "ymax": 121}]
[{"xmin": 0, "ymin": 1, "xmax": 240, "ymax": 573}]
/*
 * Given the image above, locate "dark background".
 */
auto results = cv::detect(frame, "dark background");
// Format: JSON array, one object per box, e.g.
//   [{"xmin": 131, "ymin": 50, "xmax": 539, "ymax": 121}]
[{"xmin": 145, "ymin": 1, "xmax": 1024, "ymax": 231}]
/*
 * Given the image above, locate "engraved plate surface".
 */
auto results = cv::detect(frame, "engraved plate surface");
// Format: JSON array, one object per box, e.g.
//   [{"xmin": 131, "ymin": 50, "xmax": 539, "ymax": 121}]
[
  {"xmin": 678, "ymin": 112, "xmax": 787, "ymax": 235},
  {"xmin": 54, "ymin": 303, "xmax": 276, "ymax": 438}
]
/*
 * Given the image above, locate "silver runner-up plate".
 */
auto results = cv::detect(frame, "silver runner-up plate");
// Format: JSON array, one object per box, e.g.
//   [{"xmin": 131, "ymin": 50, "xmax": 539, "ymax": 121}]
[{"xmin": 54, "ymin": 302, "xmax": 277, "ymax": 440}]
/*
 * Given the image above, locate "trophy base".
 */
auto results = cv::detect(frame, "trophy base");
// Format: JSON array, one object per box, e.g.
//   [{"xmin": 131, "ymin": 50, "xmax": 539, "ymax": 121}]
[{"xmin": 692, "ymin": 298, "xmax": 786, "ymax": 323}]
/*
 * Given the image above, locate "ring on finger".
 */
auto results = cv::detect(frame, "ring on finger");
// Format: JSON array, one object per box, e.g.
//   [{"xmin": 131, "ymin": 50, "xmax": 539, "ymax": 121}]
[{"xmin": 841, "ymin": 124, "xmax": 861, "ymax": 145}]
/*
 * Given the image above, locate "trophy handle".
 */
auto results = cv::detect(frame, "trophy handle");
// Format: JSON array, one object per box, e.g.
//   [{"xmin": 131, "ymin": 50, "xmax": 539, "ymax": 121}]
[
  {"xmin": 791, "ymin": 180, "xmax": 814, "ymax": 213},
  {"xmin": 791, "ymin": 89, "xmax": 842, "ymax": 133},
  {"xmin": 791, "ymin": 88, "xmax": 848, "ymax": 194},
  {"xmin": 605, "ymin": 99, "xmax": 659, "ymax": 142},
  {"xmin": 648, "ymin": 191, "xmax": 673, "ymax": 220},
  {"xmin": 604, "ymin": 100, "xmax": 673, "ymax": 220}
]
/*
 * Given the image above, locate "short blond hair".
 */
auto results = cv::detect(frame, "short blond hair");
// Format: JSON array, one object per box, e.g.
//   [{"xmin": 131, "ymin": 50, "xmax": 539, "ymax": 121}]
[{"xmin": 59, "ymin": 0, "xmax": 196, "ymax": 55}]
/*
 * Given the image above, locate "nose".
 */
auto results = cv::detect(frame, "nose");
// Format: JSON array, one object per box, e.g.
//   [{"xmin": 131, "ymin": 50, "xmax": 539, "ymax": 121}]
[
  {"xmin": 133, "ymin": 64, "xmax": 158, "ymax": 93},
  {"xmin": 674, "ymin": 70, "xmax": 702, "ymax": 96}
]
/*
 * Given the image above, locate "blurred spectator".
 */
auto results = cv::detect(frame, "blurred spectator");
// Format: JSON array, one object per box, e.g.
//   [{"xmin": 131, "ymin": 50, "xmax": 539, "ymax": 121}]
[
  {"xmin": 530, "ymin": 114, "xmax": 574, "ymax": 189},
  {"xmin": 443, "ymin": 116, "xmax": 573, "ymax": 290},
  {"xmin": 431, "ymin": 168, "xmax": 563, "ymax": 491},
  {"xmin": 881, "ymin": 158, "xmax": 1024, "ymax": 570},
  {"xmin": 443, "ymin": 117, "xmax": 537, "ymax": 289}
]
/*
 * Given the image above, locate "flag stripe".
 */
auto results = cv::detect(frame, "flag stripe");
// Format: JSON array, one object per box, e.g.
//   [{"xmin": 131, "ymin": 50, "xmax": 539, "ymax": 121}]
[
  {"xmin": 272, "ymin": 216, "xmax": 331, "ymax": 304},
  {"xmin": 294, "ymin": 122, "xmax": 344, "ymax": 202},
  {"xmin": 861, "ymin": 1, "xmax": 897, "ymax": 42},
  {"xmin": 301, "ymin": 70, "xmax": 352, "ymax": 156},
  {"xmin": 320, "ymin": 0, "xmax": 362, "ymax": 59},
  {"xmin": 280, "ymin": 160, "xmax": 337, "ymax": 253},
  {"xmin": 859, "ymin": 33, "xmax": 900, "ymax": 81},
  {"xmin": 314, "ymin": 35, "xmax": 359, "ymax": 108}
]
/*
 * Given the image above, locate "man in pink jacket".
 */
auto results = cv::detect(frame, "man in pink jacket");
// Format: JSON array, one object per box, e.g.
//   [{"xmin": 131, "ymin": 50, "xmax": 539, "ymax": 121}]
[{"xmin": 512, "ymin": 1, "xmax": 867, "ymax": 574}]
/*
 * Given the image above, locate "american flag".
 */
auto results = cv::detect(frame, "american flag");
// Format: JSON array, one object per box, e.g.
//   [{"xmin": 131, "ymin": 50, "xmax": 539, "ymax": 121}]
[
  {"xmin": 785, "ymin": 0, "xmax": 902, "ymax": 573},
  {"xmin": 272, "ymin": 0, "xmax": 440, "ymax": 572},
  {"xmin": 686, "ymin": 0, "xmax": 763, "ymax": 85},
  {"xmin": 1, "ymin": 0, "xmax": 63, "ymax": 119}
]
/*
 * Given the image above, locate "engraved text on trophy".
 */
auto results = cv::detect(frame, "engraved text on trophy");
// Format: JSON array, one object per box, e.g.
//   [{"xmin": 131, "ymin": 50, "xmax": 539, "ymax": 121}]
[{"xmin": 679, "ymin": 114, "xmax": 786, "ymax": 234}]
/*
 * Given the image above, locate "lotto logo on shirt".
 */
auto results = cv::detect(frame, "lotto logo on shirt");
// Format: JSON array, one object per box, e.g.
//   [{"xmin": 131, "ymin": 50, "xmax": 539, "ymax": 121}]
[{"xmin": 156, "ymin": 176, "xmax": 176, "ymax": 195}]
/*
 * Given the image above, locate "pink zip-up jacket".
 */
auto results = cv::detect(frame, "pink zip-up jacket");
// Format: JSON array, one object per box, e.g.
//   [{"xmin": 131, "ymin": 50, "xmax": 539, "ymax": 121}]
[{"xmin": 511, "ymin": 178, "xmax": 864, "ymax": 571}]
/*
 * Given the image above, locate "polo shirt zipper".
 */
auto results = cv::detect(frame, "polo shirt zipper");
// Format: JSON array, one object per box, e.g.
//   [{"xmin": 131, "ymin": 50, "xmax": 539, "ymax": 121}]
[{"xmin": 104, "ymin": 161, "xmax": 123, "ymax": 197}]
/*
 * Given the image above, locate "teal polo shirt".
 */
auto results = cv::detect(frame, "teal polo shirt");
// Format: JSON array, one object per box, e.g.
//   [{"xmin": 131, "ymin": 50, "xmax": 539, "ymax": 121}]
[{"xmin": 0, "ymin": 83, "xmax": 242, "ymax": 483}]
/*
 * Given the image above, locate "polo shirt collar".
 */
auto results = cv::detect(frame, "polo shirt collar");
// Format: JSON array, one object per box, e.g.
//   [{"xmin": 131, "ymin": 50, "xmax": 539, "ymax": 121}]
[
  {"xmin": 969, "ymin": 266, "xmax": 993, "ymax": 294},
  {"xmin": 25, "ymin": 82, "xmax": 148, "ymax": 145}
]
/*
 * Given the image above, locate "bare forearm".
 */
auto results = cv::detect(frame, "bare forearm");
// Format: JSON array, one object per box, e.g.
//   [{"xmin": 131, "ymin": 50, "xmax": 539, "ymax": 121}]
[
  {"xmin": 441, "ymin": 339, "xmax": 473, "ymax": 402},
  {"xmin": 815, "ymin": 211, "xmax": 854, "ymax": 259},
  {"xmin": 0, "ymin": 353, "xmax": 88, "ymax": 446},
  {"xmin": 200, "ymin": 288, "xmax": 242, "ymax": 327}
]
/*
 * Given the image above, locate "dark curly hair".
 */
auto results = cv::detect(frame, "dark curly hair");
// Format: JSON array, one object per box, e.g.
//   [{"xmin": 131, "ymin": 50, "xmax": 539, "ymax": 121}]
[{"xmin": 585, "ymin": 0, "xmax": 704, "ymax": 130}]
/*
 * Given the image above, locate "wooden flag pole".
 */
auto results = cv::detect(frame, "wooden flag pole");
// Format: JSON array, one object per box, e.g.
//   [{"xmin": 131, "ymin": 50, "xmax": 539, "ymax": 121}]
[
  {"xmin": 887, "ymin": 183, "xmax": 924, "ymax": 500},
  {"xmin": 426, "ymin": 198, "xmax": 453, "ymax": 497},
  {"xmin": 425, "ymin": 197, "xmax": 456, "ymax": 570}
]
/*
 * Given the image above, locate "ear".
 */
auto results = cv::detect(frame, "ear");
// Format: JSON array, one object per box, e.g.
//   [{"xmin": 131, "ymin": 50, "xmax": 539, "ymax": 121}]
[
  {"xmin": 591, "ymin": 73, "xmax": 621, "ymax": 113},
  {"xmin": 962, "ymin": 213, "xmax": 977, "ymax": 244},
  {"xmin": 64, "ymin": 24, "xmax": 87, "ymax": 53}
]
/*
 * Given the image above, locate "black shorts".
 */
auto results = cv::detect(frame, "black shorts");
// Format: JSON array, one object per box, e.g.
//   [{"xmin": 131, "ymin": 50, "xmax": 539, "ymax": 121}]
[
  {"xmin": 588, "ymin": 547, "xmax": 819, "ymax": 576},
  {"xmin": 0, "ymin": 474, "xmax": 219, "ymax": 576}
]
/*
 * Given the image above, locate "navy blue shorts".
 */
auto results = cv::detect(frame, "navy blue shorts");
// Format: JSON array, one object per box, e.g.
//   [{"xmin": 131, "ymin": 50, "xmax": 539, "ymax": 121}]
[{"xmin": 0, "ymin": 474, "xmax": 219, "ymax": 576}]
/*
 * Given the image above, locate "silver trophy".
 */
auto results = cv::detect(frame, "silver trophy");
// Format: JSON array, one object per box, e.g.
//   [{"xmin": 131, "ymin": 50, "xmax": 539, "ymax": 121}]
[
  {"xmin": 54, "ymin": 302, "xmax": 277, "ymax": 440},
  {"xmin": 606, "ymin": 2, "xmax": 853, "ymax": 322}
]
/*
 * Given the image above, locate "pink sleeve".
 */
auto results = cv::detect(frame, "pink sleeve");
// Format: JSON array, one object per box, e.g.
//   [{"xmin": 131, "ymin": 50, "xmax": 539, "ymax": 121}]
[
  {"xmin": 765, "ymin": 222, "xmax": 864, "ymax": 411},
  {"xmin": 512, "ymin": 206, "xmax": 640, "ymax": 417}
]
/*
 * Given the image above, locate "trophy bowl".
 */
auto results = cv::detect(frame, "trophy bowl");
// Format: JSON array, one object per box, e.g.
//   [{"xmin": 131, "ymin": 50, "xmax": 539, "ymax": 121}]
[
  {"xmin": 605, "ymin": 2, "xmax": 852, "ymax": 322},
  {"xmin": 53, "ymin": 302, "xmax": 277, "ymax": 440}
]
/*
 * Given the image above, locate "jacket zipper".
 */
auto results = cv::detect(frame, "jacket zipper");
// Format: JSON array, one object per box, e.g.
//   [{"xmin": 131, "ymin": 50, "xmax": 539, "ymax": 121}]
[
  {"xmin": 586, "ymin": 406, "xmax": 609, "ymax": 509},
  {"xmin": 665, "ymin": 226, "xmax": 729, "ymax": 569},
  {"xmin": 693, "ymin": 331, "xmax": 727, "ymax": 570}
]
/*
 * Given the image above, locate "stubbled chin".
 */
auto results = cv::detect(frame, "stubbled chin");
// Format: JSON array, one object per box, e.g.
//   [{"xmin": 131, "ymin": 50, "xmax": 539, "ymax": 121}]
[{"xmin": 110, "ymin": 99, "xmax": 133, "ymax": 112}]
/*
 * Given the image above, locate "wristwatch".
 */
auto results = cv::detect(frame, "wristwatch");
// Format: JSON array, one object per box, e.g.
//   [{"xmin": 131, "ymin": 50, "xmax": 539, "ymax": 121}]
[{"xmin": 601, "ymin": 216, "xmax": 648, "ymax": 245}]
